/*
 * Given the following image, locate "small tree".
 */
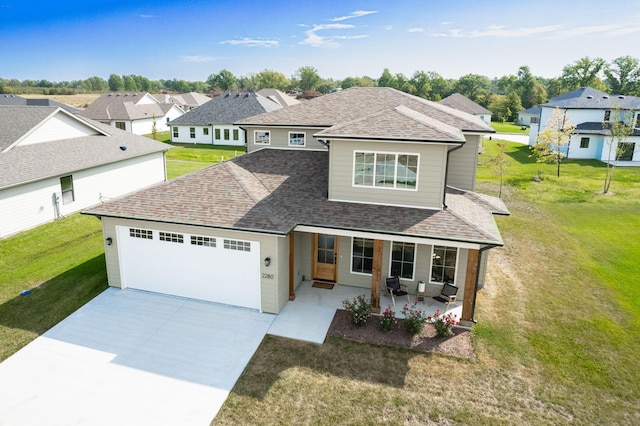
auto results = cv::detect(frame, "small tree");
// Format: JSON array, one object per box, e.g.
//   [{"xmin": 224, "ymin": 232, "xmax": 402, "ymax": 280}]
[
  {"xmin": 151, "ymin": 115, "xmax": 158, "ymax": 140},
  {"xmin": 531, "ymin": 107, "xmax": 576, "ymax": 177},
  {"xmin": 488, "ymin": 141, "xmax": 510, "ymax": 198},
  {"xmin": 603, "ymin": 108, "xmax": 634, "ymax": 194}
]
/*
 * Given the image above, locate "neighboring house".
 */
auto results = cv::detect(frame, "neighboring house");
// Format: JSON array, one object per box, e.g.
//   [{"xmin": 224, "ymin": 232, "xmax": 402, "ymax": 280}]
[
  {"xmin": 440, "ymin": 93, "xmax": 492, "ymax": 124},
  {"xmin": 0, "ymin": 106, "xmax": 169, "ymax": 238},
  {"xmin": 155, "ymin": 92, "xmax": 211, "ymax": 111},
  {"xmin": 0, "ymin": 93, "xmax": 79, "ymax": 113},
  {"xmin": 529, "ymin": 87, "xmax": 640, "ymax": 163},
  {"xmin": 78, "ymin": 92, "xmax": 184, "ymax": 135},
  {"xmin": 84, "ymin": 87, "xmax": 508, "ymax": 326},
  {"xmin": 517, "ymin": 106, "xmax": 541, "ymax": 126},
  {"xmin": 256, "ymin": 88, "xmax": 301, "ymax": 107},
  {"xmin": 167, "ymin": 92, "xmax": 283, "ymax": 146}
]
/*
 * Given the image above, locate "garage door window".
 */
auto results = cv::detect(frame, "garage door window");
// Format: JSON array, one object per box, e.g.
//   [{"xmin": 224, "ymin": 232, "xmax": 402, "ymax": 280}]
[
  {"xmin": 130, "ymin": 228, "xmax": 153, "ymax": 239},
  {"xmin": 159, "ymin": 232, "xmax": 184, "ymax": 243},
  {"xmin": 191, "ymin": 235, "xmax": 216, "ymax": 247},
  {"xmin": 224, "ymin": 239, "xmax": 251, "ymax": 252}
]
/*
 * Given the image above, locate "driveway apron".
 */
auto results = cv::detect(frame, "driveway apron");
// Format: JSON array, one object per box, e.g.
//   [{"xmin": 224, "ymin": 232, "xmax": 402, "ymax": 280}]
[{"xmin": 0, "ymin": 288, "xmax": 274, "ymax": 426}]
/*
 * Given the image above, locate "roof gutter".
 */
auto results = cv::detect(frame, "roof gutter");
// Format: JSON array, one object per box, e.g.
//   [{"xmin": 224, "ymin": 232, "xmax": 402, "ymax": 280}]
[{"xmin": 442, "ymin": 142, "xmax": 465, "ymax": 209}]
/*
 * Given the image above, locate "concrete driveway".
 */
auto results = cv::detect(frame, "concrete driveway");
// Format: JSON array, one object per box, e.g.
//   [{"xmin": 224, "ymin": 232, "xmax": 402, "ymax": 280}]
[{"xmin": 0, "ymin": 288, "xmax": 275, "ymax": 426}]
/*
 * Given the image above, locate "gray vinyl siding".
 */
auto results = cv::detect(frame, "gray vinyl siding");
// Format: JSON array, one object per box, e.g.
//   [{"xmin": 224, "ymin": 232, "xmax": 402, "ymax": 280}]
[
  {"xmin": 244, "ymin": 126, "xmax": 327, "ymax": 152},
  {"xmin": 447, "ymin": 134, "xmax": 481, "ymax": 191},
  {"xmin": 328, "ymin": 140, "xmax": 447, "ymax": 209},
  {"xmin": 292, "ymin": 231, "xmax": 312, "ymax": 287}
]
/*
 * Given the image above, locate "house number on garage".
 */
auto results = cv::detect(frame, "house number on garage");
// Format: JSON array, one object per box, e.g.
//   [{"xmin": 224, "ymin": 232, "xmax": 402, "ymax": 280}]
[{"xmin": 262, "ymin": 273, "xmax": 274, "ymax": 279}]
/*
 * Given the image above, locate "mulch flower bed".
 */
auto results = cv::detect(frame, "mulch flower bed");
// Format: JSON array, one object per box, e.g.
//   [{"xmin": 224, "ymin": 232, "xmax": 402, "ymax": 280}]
[{"xmin": 326, "ymin": 309, "xmax": 475, "ymax": 359}]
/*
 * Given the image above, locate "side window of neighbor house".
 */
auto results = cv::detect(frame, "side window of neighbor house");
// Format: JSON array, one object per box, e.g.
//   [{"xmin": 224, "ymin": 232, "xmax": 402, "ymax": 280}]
[
  {"xmin": 224, "ymin": 129, "xmax": 230, "ymax": 140},
  {"xmin": 115, "ymin": 122, "xmax": 126, "ymax": 130},
  {"xmin": 255, "ymin": 130, "xmax": 271, "ymax": 145},
  {"xmin": 580, "ymin": 137, "xmax": 590, "ymax": 148},
  {"xmin": 636, "ymin": 114, "xmax": 640, "ymax": 128},
  {"xmin": 289, "ymin": 132, "xmax": 305, "ymax": 146},
  {"xmin": 203, "ymin": 128, "xmax": 209, "ymax": 136},
  {"xmin": 172, "ymin": 127, "xmax": 178, "ymax": 138},
  {"xmin": 215, "ymin": 128, "xmax": 221, "ymax": 140},
  {"xmin": 233, "ymin": 129, "xmax": 239, "ymax": 140},
  {"xmin": 60, "ymin": 175, "xmax": 74, "ymax": 205},
  {"xmin": 351, "ymin": 237, "xmax": 374, "ymax": 274},
  {"xmin": 604, "ymin": 110, "xmax": 611, "ymax": 121},
  {"xmin": 189, "ymin": 127, "xmax": 195, "ymax": 138},
  {"xmin": 431, "ymin": 246, "xmax": 457, "ymax": 284}
]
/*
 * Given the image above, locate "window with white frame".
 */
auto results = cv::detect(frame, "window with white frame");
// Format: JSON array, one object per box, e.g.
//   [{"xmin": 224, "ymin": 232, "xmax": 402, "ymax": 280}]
[
  {"xmin": 115, "ymin": 121, "xmax": 126, "ymax": 130},
  {"xmin": 189, "ymin": 127, "xmax": 195, "ymax": 138},
  {"xmin": 60, "ymin": 175, "xmax": 74, "ymax": 205},
  {"xmin": 390, "ymin": 242, "xmax": 415, "ymax": 280},
  {"xmin": 431, "ymin": 246, "xmax": 457, "ymax": 284},
  {"xmin": 203, "ymin": 128, "xmax": 209, "ymax": 136},
  {"xmin": 233, "ymin": 129, "xmax": 239, "ymax": 140},
  {"xmin": 351, "ymin": 237, "xmax": 374, "ymax": 274},
  {"xmin": 215, "ymin": 128, "xmax": 221, "ymax": 140},
  {"xmin": 353, "ymin": 151, "xmax": 418, "ymax": 190},
  {"xmin": 172, "ymin": 127, "xmax": 178, "ymax": 138},
  {"xmin": 224, "ymin": 129, "xmax": 230, "ymax": 140},
  {"xmin": 580, "ymin": 137, "xmax": 590, "ymax": 148},
  {"xmin": 254, "ymin": 130, "xmax": 271, "ymax": 145},
  {"xmin": 289, "ymin": 132, "xmax": 306, "ymax": 146},
  {"xmin": 604, "ymin": 110, "xmax": 611, "ymax": 121}
]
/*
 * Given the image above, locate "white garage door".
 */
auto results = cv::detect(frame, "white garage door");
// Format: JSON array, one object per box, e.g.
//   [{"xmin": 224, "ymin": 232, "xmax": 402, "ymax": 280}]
[{"xmin": 116, "ymin": 226, "xmax": 261, "ymax": 310}]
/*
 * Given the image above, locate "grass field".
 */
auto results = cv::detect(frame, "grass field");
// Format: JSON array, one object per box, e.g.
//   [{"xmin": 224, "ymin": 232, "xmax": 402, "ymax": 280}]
[
  {"xmin": 164, "ymin": 143, "xmax": 245, "ymax": 179},
  {"xmin": 491, "ymin": 121, "xmax": 529, "ymax": 134}
]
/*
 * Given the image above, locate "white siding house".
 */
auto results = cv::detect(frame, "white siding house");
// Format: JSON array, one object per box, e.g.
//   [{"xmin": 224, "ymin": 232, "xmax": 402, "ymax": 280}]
[{"xmin": 0, "ymin": 106, "xmax": 169, "ymax": 238}]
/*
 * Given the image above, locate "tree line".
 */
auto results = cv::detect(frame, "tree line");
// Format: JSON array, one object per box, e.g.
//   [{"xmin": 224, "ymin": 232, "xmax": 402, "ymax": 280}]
[{"xmin": 2, "ymin": 56, "xmax": 639, "ymax": 122}]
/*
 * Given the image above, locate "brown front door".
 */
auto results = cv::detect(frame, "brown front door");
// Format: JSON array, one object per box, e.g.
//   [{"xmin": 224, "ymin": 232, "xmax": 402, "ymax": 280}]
[{"xmin": 313, "ymin": 233, "xmax": 338, "ymax": 282}]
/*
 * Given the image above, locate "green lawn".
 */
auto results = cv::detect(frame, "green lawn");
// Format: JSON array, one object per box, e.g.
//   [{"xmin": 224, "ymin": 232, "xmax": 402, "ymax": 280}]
[
  {"xmin": 491, "ymin": 121, "xmax": 529, "ymax": 134},
  {"xmin": 165, "ymin": 143, "xmax": 245, "ymax": 179}
]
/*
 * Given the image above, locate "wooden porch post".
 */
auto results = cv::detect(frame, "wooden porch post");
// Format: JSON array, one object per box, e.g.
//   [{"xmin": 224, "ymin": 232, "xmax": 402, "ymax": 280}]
[
  {"xmin": 288, "ymin": 233, "xmax": 295, "ymax": 301},
  {"xmin": 370, "ymin": 239, "xmax": 383, "ymax": 314},
  {"xmin": 461, "ymin": 248, "xmax": 479, "ymax": 324}
]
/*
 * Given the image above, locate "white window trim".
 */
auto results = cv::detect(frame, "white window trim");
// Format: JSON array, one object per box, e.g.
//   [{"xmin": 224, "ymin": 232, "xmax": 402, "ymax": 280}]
[
  {"xmin": 388, "ymin": 241, "xmax": 417, "ymax": 281},
  {"xmin": 254, "ymin": 130, "xmax": 271, "ymax": 145},
  {"xmin": 352, "ymin": 150, "xmax": 420, "ymax": 191},
  {"xmin": 428, "ymin": 246, "xmax": 459, "ymax": 285},
  {"xmin": 350, "ymin": 237, "xmax": 373, "ymax": 276},
  {"xmin": 288, "ymin": 131, "xmax": 306, "ymax": 147}
]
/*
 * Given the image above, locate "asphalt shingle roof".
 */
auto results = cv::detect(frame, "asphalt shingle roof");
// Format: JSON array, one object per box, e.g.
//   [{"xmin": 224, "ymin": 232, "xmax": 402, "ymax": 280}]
[
  {"xmin": 79, "ymin": 92, "xmax": 175, "ymax": 121},
  {"xmin": 439, "ymin": 93, "xmax": 492, "ymax": 115},
  {"xmin": 0, "ymin": 94, "xmax": 78, "ymax": 113},
  {"xmin": 236, "ymin": 87, "xmax": 494, "ymax": 134},
  {"xmin": 541, "ymin": 87, "xmax": 640, "ymax": 109},
  {"xmin": 256, "ymin": 89, "xmax": 301, "ymax": 107},
  {"xmin": 574, "ymin": 121, "xmax": 640, "ymax": 136},
  {"xmin": 85, "ymin": 149, "xmax": 507, "ymax": 245},
  {"xmin": 0, "ymin": 106, "xmax": 170, "ymax": 189},
  {"xmin": 168, "ymin": 92, "xmax": 283, "ymax": 126}
]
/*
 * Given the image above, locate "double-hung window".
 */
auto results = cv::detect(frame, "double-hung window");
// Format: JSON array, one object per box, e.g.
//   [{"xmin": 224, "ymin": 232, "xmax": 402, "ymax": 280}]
[
  {"xmin": 172, "ymin": 127, "xmax": 178, "ymax": 138},
  {"xmin": 60, "ymin": 175, "xmax": 74, "ymax": 205},
  {"xmin": 203, "ymin": 128, "xmax": 209, "ymax": 136},
  {"xmin": 353, "ymin": 151, "xmax": 418, "ymax": 190},
  {"xmin": 390, "ymin": 242, "xmax": 415, "ymax": 280},
  {"xmin": 431, "ymin": 246, "xmax": 458, "ymax": 284},
  {"xmin": 189, "ymin": 127, "xmax": 195, "ymax": 138}
]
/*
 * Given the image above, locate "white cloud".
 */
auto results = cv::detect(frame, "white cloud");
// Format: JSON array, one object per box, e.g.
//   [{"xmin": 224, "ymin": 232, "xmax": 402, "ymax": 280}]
[
  {"xmin": 331, "ymin": 10, "xmax": 377, "ymax": 22},
  {"xmin": 384, "ymin": 25, "xmax": 392, "ymax": 31},
  {"xmin": 407, "ymin": 27, "xmax": 424, "ymax": 33},
  {"xmin": 220, "ymin": 38, "xmax": 279, "ymax": 47},
  {"xmin": 300, "ymin": 23, "xmax": 359, "ymax": 48},
  {"xmin": 181, "ymin": 55, "xmax": 216, "ymax": 62},
  {"xmin": 137, "ymin": 14, "xmax": 156, "ymax": 18}
]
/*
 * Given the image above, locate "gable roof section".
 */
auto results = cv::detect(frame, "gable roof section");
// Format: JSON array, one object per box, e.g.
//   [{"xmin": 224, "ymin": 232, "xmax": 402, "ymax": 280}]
[
  {"xmin": 168, "ymin": 92, "xmax": 283, "ymax": 126},
  {"xmin": 0, "ymin": 94, "xmax": 79, "ymax": 113},
  {"xmin": 79, "ymin": 92, "xmax": 181, "ymax": 121},
  {"xmin": 236, "ymin": 87, "xmax": 494, "ymax": 134},
  {"xmin": 440, "ymin": 93, "xmax": 492, "ymax": 115},
  {"xmin": 315, "ymin": 105, "xmax": 465, "ymax": 143},
  {"xmin": 0, "ymin": 107, "xmax": 169, "ymax": 189},
  {"xmin": 574, "ymin": 121, "xmax": 640, "ymax": 136},
  {"xmin": 256, "ymin": 89, "xmax": 301, "ymax": 107},
  {"xmin": 85, "ymin": 149, "xmax": 506, "ymax": 245},
  {"xmin": 541, "ymin": 87, "xmax": 640, "ymax": 109}
]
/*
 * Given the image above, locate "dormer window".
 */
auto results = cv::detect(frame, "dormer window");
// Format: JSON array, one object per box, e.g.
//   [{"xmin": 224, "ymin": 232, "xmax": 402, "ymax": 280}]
[{"xmin": 353, "ymin": 151, "xmax": 418, "ymax": 190}]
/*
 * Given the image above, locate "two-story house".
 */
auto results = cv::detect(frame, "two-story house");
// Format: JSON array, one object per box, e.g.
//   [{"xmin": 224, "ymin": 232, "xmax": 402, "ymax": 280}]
[
  {"xmin": 529, "ymin": 87, "xmax": 640, "ymax": 163},
  {"xmin": 83, "ymin": 87, "xmax": 508, "ymax": 326}
]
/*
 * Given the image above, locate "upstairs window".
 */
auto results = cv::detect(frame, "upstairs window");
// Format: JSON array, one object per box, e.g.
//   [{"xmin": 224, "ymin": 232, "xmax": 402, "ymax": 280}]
[
  {"xmin": 353, "ymin": 151, "xmax": 418, "ymax": 190},
  {"xmin": 255, "ymin": 130, "xmax": 271, "ymax": 145},
  {"xmin": 289, "ymin": 132, "xmax": 306, "ymax": 146},
  {"xmin": 60, "ymin": 175, "xmax": 74, "ymax": 205}
]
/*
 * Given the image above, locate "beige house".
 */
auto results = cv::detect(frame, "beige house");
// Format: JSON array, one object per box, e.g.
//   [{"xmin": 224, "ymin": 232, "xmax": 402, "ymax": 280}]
[{"xmin": 84, "ymin": 87, "xmax": 508, "ymax": 325}]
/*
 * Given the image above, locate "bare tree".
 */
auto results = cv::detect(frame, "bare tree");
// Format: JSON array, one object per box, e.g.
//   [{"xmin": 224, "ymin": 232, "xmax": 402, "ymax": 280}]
[{"xmin": 603, "ymin": 108, "xmax": 634, "ymax": 193}]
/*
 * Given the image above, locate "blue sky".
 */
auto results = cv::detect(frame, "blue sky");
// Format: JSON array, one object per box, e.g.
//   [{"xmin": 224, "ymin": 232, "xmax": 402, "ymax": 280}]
[{"xmin": 2, "ymin": 0, "xmax": 639, "ymax": 82}]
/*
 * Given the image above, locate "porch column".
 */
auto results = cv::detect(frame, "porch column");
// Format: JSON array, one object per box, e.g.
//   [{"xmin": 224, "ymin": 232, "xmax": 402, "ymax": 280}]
[
  {"xmin": 461, "ymin": 248, "xmax": 479, "ymax": 325},
  {"xmin": 288, "ymin": 233, "xmax": 295, "ymax": 301},
  {"xmin": 370, "ymin": 239, "xmax": 383, "ymax": 314}
]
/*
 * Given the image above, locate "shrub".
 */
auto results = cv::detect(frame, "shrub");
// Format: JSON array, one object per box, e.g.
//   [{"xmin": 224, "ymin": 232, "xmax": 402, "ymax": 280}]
[
  {"xmin": 379, "ymin": 306, "xmax": 396, "ymax": 332},
  {"xmin": 428, "ymin": 310, "xmax": 459, "ymax": 337},
  {"xmin": 342, "ymin": 295, "xmax": 372, "ymax": 326},
  {"xmin": 401, "ymin": 302, "xmax": 428, "ymax": 335}
]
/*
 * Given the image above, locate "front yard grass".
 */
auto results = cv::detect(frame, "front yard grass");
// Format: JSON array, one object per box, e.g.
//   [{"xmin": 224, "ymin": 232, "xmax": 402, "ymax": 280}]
[
  {"xmin": 491, "ymin": 121, "xmax": 529, "ymax": 134},
  {"xmin": 165, "ymin": 143, "xmax": 245, "ymax": 179}
]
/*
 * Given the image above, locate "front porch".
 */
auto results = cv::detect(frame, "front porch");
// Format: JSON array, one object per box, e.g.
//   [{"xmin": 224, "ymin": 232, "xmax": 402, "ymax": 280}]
[{"xmin": 267, "ymin": 280, "xmax": 463, "ymax": 344}]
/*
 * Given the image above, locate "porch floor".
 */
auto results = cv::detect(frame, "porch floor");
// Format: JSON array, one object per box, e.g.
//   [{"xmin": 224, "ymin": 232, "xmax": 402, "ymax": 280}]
[{"xmin": 267, "ymin": 280, "xmax": 463, "ymax": 344}]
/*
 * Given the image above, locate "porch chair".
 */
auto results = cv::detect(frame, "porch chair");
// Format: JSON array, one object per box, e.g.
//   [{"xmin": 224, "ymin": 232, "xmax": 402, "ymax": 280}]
[
  {"xmin": 384, "ymin": 277, "xmax": 411, "ymax": 307},
  {"xmin": 433, "ymin": 282, "xmax": 459, "ymax": 311}
]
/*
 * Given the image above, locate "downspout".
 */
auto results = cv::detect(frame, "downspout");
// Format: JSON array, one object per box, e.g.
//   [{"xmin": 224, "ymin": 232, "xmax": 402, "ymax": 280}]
[
  {"xmin": 469, "ymin": 244, "xmax": 498, "ymax": 323},
  {"xmin": 442, "ymin": 142, "xmax": 465, "ymax": 209}
]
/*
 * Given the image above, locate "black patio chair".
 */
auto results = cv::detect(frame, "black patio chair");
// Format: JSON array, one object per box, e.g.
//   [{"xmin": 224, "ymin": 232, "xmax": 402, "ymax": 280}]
[
  {"xmin": 384, "ymin": 277, "xmax": 411, "ymax": 307},
  {"xmin": 433, "ymin": 282, "xmax": 459, "ymax": 311}
]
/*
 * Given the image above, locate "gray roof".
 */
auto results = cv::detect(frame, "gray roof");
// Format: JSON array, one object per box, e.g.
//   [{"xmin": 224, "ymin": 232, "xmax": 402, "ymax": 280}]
[
  {"xmin": 574, "ymin": 121, "xmax": 640, "ymax": 136},
  {"xmin": 236, "ymin": 87, "xmax": 494, "ymax": 134},
  {"xmin": 168, "ymin": 92, "xmax": 283, "ymax": 126},
  {"xmin": 440, "ymin": 93, "xmax": 492, "ymax": 115},
  {"xmin": 0, "ymin": 106, "xmax": 170, "ymax": 190},
  {"xmin": 78, "ymin": 92, "xmax": 181, "ymax": 121},
  {"xmin": 155, "ymin": 92, "xmax": 211, "ymax": 108},
  {"xmin": 519, "ymin": 106, "xmax": 541, "ymax": 115},
  {"xmin": 256, "ymin": 89, "xmax": 301, "ymax": 107},
  {"xmin": 541, "ymin": 87, "xmax": 640, "ymax": 109},
  {"xmin": 0, "ymin": 94, "xmax": 78, "ymax": 113},
  {"xmin": 84, "ymin": 148, "xmax": 507, "ymax": 245}
]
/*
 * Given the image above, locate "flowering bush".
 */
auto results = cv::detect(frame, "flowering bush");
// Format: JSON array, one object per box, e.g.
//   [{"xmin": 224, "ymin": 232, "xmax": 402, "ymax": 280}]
[
  {"xmin": 379, "ymin": 306, "xmax": 396, "ymax": 332},
  {"xmin": 401, "ymin": 302, "xmax": 428, "ymax": 335},
  {"xmin": 342, "ymin": 295, "xmax": 372, "ymax": 326},
  {"xmin": 428, "ymin": 310, "xmax": 459, "ymax": 337}
]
